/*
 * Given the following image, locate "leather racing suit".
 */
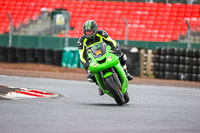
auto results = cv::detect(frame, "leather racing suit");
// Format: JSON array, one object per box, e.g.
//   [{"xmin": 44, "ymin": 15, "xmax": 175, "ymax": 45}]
[{"xmin": 77, "ymin": 30, "xmax": 125, "ymax": 70}]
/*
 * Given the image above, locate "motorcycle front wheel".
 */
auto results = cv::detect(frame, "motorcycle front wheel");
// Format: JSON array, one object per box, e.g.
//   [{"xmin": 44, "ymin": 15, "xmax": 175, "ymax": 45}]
[
  {"xmin": 105, "ymin": 76, "xmax": 125, "ymax": 105},
  {"xmin": 124, "ymin": 91, "xmax": 130, "ymax": 103}
]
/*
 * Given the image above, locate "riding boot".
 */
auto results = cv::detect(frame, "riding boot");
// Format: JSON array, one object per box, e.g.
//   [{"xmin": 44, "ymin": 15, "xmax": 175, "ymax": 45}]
[
  {"xmin": 98, "ymin": 87, "xmax": 104, "ymax": 96},
  {"xmin": 87, "ymin": 71, "xmax": 104, "ymax": 96},
  {"xmin": 123, "ymin": 65, "xmax": 133, "ymax": 81},
  {"xmin": 87, "ymin": 70, "xmax": 96, "ymax": 82}
]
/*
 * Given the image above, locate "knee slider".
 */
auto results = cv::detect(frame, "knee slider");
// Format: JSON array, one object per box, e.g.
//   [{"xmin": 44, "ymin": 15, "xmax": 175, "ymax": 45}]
[
  {"xmin": 123, "ymin": 54, "xmax": 127, "ymax": 61},
  {"xmin": 119, "ymin": 53, "xmax": 127, "ymax": 66}
]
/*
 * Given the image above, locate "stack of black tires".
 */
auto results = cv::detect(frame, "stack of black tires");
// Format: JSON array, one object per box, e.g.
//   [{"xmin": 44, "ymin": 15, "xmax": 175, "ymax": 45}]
[
  {"xmin": 0, "ymin": 46, "xmax": 63, "ymax": 66},
  {"xmin": 0, "ymin": 46, "xmax": 8, "ymax": 62},
  {"xmin": 154, "ymin": 47, "xmax": 200, "ymax": 82}
]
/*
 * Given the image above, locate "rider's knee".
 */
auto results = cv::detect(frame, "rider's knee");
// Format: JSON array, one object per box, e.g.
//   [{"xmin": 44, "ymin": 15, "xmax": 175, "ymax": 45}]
[{"xmin": 119, "ymin": 53, "xmax": 127, "ymax": 66}]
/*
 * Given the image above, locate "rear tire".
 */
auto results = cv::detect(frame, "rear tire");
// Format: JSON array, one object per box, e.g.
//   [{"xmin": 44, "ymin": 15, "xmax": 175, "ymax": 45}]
[{"xmin": 105, "ymin": 76, "xmax": 124, "ymax": 105}]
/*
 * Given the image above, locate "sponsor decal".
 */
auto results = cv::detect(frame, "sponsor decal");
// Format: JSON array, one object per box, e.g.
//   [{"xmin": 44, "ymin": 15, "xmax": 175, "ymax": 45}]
[
  {"xmin": 96, "ymin": 50, "xmax": 101, "ymax": 55},
  {"xmin": 56, "ymin": 14, "xmax": 65, "ymax": 25},
  {"xmin": 108, "ymin": 56, "xmax": 112, "ymax": 61},
  {"xmin": 94, "ymin": 64, "xmax": 98, "ymax": 68}
]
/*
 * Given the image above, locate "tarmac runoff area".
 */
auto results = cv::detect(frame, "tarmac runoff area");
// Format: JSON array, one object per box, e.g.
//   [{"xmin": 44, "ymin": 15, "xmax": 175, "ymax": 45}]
[{"xmin": 0, "ymin": 85, "xmax": 61, "ymax": 100}]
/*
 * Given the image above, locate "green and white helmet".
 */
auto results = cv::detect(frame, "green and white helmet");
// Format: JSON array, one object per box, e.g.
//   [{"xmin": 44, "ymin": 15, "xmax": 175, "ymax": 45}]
[{"xmin": 82, "ymin": 20, "xmax": 98, "ymax": 39}]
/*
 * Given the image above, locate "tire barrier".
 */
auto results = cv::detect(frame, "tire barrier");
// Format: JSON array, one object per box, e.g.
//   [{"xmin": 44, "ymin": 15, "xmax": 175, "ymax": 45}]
[
  {"xmin": 16, "ymin": 48, "xmax": 26, "ymax": 63},
  {"xmin": 54, "ymin": 50, "xmax": 63, "ymax": 66},
  {"xmin": 0, "ymin": 46, "xmax": 7, "ymax": 62},
  {"xmin": 35, "ymin": 49, "xmax": 45, "ymax": 64},
  {"xmin": 7, "ymin": 47, "xmax": 17, "ymax": 63},
  {"xmin": 0, "ymin": 46, "xmax": 65, "ymax": 67},
  {"xmin": 154, "ymin": 47, "xmax": 200, "ymax": 82},
  {"xmin": 45, "ymin": 49, "xmax": 54, "ymax": 65},
  {"xmin": 26, "ymin": 48, "xmax": 36, "ymax": 63}
]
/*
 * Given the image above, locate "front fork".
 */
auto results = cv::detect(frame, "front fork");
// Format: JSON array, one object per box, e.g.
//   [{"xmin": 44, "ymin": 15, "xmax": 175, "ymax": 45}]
[
  {"xmin": 94, "ymin": 63, "xmax": 128, "ymax": 96},
  {"xmin": 94, "ymin": 71, "xmax": 111, "ymax": 96}
]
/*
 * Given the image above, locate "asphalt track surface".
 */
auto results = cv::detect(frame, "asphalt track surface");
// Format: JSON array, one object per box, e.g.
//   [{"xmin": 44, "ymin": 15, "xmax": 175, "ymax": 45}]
[{"xmin": 0, "ymin": 75, "xmax": 200, "ymax": 133}]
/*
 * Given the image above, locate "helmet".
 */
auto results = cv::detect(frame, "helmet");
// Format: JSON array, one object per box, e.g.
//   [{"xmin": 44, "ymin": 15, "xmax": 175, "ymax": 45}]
[{"xmin": 83, "ymin": 20, "xmax": 97, "ymax": 39}]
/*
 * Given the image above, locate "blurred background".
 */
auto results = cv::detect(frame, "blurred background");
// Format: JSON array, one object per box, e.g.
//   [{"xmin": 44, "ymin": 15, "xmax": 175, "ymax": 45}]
[
  {"xmin": 0, "ymin": 0, "xmax": 200, "ymax": 82},
  {"xmin": 0, "ymin": 0, "xmax": 200, "ymax": 43},
  {"xmin": 1, "ymin": 0, "xmax": 200, "ymax": 43}
]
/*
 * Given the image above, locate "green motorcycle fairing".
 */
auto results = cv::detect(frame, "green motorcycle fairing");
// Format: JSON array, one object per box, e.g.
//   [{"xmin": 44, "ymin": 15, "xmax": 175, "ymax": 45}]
[{"xmin": 88, "ymin": 43, "xmax": 128, "ymax": 97}]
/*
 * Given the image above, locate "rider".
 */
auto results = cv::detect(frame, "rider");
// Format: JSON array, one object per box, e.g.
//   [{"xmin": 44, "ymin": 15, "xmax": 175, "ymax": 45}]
[{"xmin": 77, "ymin": 20, "xmax": 133, "ymax": 95}]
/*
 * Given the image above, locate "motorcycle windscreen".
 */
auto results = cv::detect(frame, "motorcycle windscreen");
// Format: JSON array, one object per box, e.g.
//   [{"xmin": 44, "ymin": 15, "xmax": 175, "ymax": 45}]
[{"xmin": 91, "ymin": 43, "xmax": 106, "ymax": 58}]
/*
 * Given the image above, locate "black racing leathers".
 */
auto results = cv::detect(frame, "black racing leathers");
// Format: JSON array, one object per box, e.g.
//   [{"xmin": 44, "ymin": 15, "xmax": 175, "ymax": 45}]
[{"xmin": 77, "ymin": 30, "xmax": 121, "ymax": 70}]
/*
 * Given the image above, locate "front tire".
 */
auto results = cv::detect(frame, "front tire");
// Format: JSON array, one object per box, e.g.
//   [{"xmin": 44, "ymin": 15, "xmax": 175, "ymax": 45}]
[
  {"xmin": 105, "ymin": 76, "xmax": 125, "ymax": 105},
  {"xmin": 113, "ymin": 72, "xmax": 129, "ymax": 104},
  {"xmin": 124, "ymin": 91, "xmax": 130, "ymax": 104}
]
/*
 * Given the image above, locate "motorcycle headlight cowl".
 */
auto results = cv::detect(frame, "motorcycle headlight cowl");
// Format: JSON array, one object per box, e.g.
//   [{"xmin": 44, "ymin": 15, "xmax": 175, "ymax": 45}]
[{"xmin": 97, "ymin": 58, "xmax": 106, "ymax": 64}]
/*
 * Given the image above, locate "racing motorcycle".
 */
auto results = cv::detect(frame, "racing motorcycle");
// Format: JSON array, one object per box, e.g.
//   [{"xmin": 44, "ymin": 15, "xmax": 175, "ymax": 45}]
[{"xmin": 87, "ymin": 42, "xmax": 130, "ymax": 105}]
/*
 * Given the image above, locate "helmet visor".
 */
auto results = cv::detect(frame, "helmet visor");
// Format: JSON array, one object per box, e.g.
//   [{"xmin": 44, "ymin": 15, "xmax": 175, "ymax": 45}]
[
  {"xmin": 83, "ymin": 29, "xmax": 95, "ymax": 38},
  {"xmin": 85, "ymin": 30, "xmax": 94, "ymax": 36}
]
